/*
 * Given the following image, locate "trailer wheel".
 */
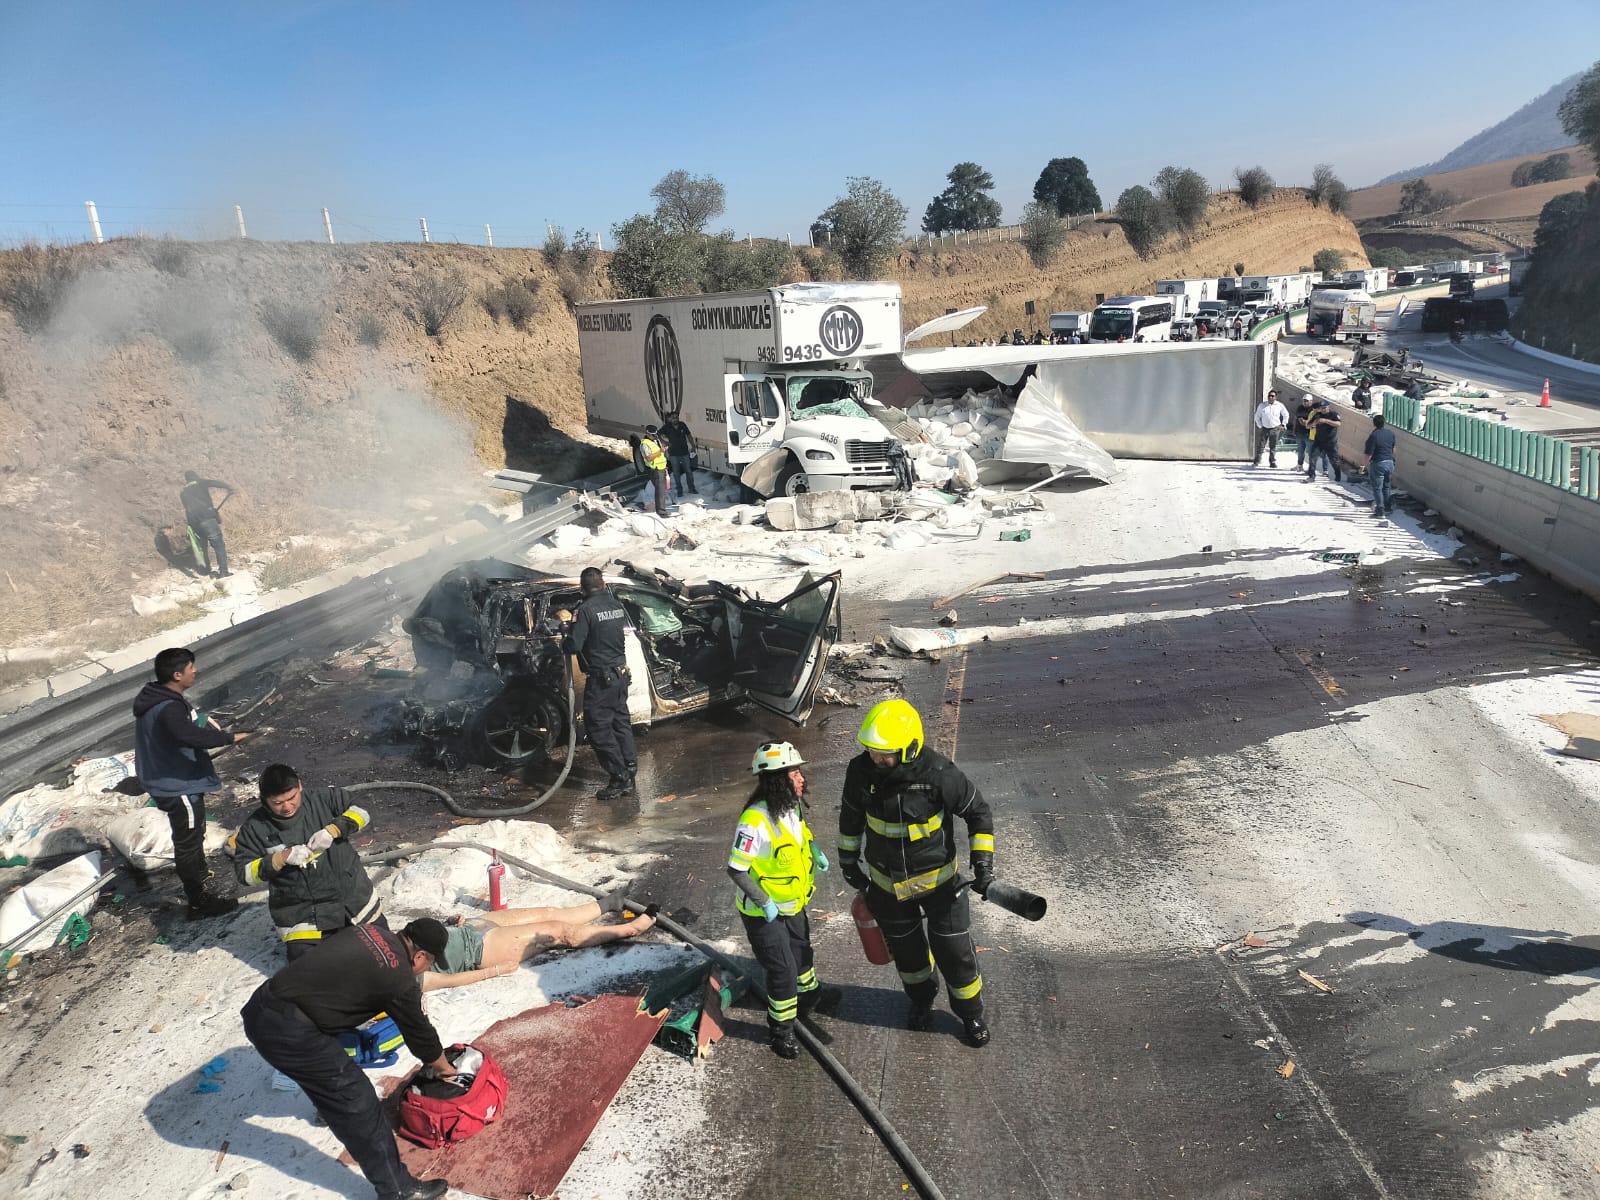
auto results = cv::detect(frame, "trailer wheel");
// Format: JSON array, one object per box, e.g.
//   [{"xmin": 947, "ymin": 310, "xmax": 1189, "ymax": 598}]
[{"xmin": 775, "ymin": 461, "xmax": 809, "ymax": 497}]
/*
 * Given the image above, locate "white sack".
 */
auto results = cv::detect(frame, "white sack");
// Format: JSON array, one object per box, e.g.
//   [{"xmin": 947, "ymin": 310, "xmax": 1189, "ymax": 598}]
[
  {"xmin": 884, "ymin": 526, "xmax": 934, "ymax": 551},
  {"xmin": 106, "ymin": 808, "xmax": 231, "ymax": 872},
  {"xmin": 888, "ymin": 626, "xmax": 962, "ymax": 654},
  {"xmin": 0, "ymin": 851, "xmax": 102, "ymax": 957}
]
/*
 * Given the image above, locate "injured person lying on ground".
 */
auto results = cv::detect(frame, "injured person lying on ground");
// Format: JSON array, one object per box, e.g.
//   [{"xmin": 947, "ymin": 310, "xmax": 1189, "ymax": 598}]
[{"xmin": 403, "ymin": 901, "xmax": 657, "ymax": 992}]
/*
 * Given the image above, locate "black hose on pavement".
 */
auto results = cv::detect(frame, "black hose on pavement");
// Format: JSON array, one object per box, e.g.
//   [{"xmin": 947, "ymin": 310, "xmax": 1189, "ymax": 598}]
[{"xmin": 357, "ymin": 836, "xmax": 948, "ymax": 1200}]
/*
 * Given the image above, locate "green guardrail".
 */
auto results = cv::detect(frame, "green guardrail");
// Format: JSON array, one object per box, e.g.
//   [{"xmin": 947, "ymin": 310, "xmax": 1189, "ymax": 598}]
[{"xmin": 1380, "ymin": 390, "xmax": 1599, "ymax": 501}]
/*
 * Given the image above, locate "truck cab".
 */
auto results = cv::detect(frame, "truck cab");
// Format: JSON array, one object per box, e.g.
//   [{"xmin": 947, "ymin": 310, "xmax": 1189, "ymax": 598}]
[{"xmin": 724, "ymin": 369, "xmax": 901, "ymax": 496}]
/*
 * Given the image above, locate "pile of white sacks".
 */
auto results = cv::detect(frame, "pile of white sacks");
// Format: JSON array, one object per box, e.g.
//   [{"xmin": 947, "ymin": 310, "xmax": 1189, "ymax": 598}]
[{"xmin": 900, "ymin": 388, "xmax": 1013, "ymax": 488}]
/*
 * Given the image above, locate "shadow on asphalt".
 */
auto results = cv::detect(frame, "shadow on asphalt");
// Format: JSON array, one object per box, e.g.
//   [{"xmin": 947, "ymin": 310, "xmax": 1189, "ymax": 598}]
[{"xmin": 1347, "ymin": 911, "xmax": 1600, "ymax": 977}]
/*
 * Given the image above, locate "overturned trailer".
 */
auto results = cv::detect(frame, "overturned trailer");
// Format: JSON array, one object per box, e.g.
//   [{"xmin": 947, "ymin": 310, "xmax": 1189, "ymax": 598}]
[{"xmin": 883, "ymin": 338, "xmax": 1269, "ymax": 464}]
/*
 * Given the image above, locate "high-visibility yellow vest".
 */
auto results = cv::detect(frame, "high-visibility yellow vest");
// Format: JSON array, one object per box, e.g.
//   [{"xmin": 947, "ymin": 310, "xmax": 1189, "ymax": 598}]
[
  {"xmin": 640, "ymin": 437, "xmax": 667, "ymax": 471},
  {"xmin": 729, "ymin": 805, "xmax": 816, "ymax": 917}
]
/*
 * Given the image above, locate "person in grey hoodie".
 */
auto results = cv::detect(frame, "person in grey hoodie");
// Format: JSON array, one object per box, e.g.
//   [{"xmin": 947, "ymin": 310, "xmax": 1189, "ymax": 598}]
[{"xmin": 131, "ymin": 646, "xmax": 249, "ymax": 918}]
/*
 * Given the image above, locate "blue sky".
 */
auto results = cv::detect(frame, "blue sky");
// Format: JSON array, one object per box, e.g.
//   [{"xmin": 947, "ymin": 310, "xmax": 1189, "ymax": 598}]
[{"xmin": 3, "ymin": 0, "xmax": 1596, "ymax": 246}]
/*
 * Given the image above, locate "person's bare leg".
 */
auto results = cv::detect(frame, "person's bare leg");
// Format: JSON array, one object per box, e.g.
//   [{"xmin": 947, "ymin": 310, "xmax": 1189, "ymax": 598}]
[
  {"xmin": 479, "ymin": 913, "xmax": 655, "ymax": 968},
  {"xmin": 478, "ymin": 901, "xmax": 602, "ymax": 928}
]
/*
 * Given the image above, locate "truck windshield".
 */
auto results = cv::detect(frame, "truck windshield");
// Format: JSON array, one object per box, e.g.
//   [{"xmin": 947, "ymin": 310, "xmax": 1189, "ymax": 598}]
[
  {"xmin": 787, "ymin": 376, "xmax": 873, "ymax": 421},
  {"xmin": 1089, "ymin": 309, "xmax": 1133, "ymax": 340}
]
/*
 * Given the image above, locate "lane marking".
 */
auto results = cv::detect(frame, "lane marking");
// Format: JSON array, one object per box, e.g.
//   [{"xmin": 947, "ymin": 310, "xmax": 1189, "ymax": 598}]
[
  {"xmin": 1295, "ymin": 649, "xmax": 1347, "ymax": 700},
  {"xmin": 931, "ymin": 648, "xmax": 968, "ymax": 758},
  {"xmin": 1214, "ymin": 952, "xmax": 1399, "ymax": 1200}
]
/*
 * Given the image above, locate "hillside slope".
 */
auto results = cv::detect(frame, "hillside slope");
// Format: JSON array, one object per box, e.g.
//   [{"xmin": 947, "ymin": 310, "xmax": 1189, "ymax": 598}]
[
  {"xmin": 1515, "ymin": 181, "xmax": 1600, "ymax": 361},
  {"xmin": 1375, "ymin": 73, "xmax": 1582, "ymax": 184},
  {"xmin": 0, "ymin": 192, "xmax": 1364, "ymax": 658},
  {"xmin": 1348, "ymin": 145, "xmax": 1594, "ymax": 221}
]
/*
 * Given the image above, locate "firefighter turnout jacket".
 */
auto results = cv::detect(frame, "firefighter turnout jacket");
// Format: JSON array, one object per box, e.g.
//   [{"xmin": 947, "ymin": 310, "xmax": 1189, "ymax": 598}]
[
  {"xmin": 727, "ymin": 801, "xmax": 817, "ymax": 918},
  {"xmin": 235, "ymin": 786, "xmax": 381, "ymax": 945},
  {"xmin": 838, "ymin": 749, "xmax": 993, "ymax": 899}
]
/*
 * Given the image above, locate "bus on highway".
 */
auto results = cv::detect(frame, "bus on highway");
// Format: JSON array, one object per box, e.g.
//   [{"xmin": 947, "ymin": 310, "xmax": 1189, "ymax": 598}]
[{"xmin": 1087, "ymin": 296, "xmax": 1176, "ymax": 343}]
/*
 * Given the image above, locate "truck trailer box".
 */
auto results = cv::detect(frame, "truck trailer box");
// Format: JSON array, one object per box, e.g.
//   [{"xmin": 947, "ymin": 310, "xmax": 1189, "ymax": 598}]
[{"xmin": 577, "ymin": 283, "xmax": 907, "ymax": 497}]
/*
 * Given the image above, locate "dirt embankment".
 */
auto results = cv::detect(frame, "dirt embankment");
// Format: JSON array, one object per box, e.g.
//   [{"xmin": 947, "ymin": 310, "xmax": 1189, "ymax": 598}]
[
  {"xmin": 890, "ymin": 189, "xmax": 1366, "ymax": 336},
  {"xmin": 0, "ymin": 191, "xmax": 1363, "ymax": 660},
  {"xmin": 1346, "ymin": 145, "xmax": 1595, "ymax": 222}
]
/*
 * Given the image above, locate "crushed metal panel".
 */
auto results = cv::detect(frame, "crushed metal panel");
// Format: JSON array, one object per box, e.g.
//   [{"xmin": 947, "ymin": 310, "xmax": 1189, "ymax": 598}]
[{"xmin": 997, "ymin": 377, "xmax": 1118, "ymax": 483}]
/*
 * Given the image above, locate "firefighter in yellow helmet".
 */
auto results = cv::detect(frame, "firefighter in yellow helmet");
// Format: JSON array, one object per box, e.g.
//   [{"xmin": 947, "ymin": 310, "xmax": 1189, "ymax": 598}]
[
  {"xmin": 727, "ymin": 740, "xmax": 832, "ymax": 1059},
  {"xmin": 839, "ymin": 699, "xmax": 994, "ymax": 1046}
]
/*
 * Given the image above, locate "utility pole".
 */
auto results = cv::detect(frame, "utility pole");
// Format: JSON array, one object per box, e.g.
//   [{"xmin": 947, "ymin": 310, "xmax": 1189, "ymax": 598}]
[
  {"xmin": 84, "ymin": 200, "xmax": 103, "ymax": 244},
  {"xmin": 234, "ymin": 205, "xmax": 247, "ymax": 238},
  {"xmin": 322, "ymin": 208, "xmax": 335, "ymax": 244},
  {"xmin": 419, "ymin": 218, "xmax": 430, "ymax": 244},
  {"xmin": 484, "ymin": 223, "xmax": 493, "ymax": 246}
]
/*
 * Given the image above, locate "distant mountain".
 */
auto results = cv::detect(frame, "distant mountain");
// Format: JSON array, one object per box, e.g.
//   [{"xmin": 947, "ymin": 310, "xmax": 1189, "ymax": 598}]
[{"xmin": 1375, "ymin": 73, "xmax": 1583, "ymax": 185}]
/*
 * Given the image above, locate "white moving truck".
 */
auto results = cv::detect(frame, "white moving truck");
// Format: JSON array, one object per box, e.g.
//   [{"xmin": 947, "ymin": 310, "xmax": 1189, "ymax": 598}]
[
  {"xmin": 577, "ymin": 283, "xmax": 913, "ymax": 497},
  {"xmin": 1154, "ymin": 278, "xmax": 1213, "ymax": 314}
]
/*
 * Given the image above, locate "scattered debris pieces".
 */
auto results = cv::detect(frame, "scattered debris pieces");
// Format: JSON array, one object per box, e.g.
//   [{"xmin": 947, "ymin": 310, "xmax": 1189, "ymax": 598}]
[
  {"xmin": 1276, "ymin": 1062, "xmax": 1296, "ymax": 1079},
  {"xmin": 1537, "ymin": 713, "xmax": 1600, "ymax": 763}
]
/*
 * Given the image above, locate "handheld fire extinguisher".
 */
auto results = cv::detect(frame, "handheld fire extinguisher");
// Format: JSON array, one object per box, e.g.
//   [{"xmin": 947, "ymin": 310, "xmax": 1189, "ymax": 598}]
[
  {"xmin": 851, "ymin": 891, "xmax": 891, "ymax": 965},
  {"xmin": 487, "ymin": 850, "xmax": 507, "ymax": 911}
]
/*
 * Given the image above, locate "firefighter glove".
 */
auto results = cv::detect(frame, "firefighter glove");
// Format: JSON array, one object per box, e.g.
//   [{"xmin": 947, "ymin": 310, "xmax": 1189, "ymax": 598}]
[
  {"xmin": 812, "ymin": 848, "xmax": 829, "ymax": 873},
  {"xmin": 972, "ymin": 863, "xmax": 994, "ymax": 898},
  {"xmin": 307, "ymin": 827, "xmax": 337, "ymax": 852},
  {"xmin": 284, "ymin": 845, "xmax": 314, "ymax": 868},
  {"xmin": 841, "ymin": 860, "xmax": 869, "ymax": 891},
  {"xmin": 761, "ymin": 898, "xmax": 780, "ymax": 923}
]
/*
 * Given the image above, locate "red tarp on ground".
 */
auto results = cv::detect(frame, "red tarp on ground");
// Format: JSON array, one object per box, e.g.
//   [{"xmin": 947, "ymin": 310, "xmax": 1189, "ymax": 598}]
[{"xmin": 367, "ymin": 994, "xmax": 666, "ymax": 1200}]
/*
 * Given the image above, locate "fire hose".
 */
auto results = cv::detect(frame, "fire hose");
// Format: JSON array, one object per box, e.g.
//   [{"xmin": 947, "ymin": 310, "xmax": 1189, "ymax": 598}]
[{"xmin": 356, "ymin": 836, "xmax": 950, "ymax": 1200}]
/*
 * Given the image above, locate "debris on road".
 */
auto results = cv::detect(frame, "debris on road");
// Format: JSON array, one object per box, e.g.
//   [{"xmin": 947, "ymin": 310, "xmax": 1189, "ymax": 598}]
[
  {"xmin": 1538, "ymin": 713, "xmax": 1600, "ymax": 762},
  {"xmin": 1276, "ymin": 1061, "xmax": 1296, "ymax": 1079},
  {"xmin": 1297, "ymin": 969, "xmax": 1334, "ymax": 993}
]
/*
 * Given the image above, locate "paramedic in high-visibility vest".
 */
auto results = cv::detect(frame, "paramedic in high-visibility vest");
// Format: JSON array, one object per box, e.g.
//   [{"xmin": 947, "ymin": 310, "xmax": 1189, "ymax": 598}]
[
  {"xmin": 635, "ymin": 425, "xmax": 670, "ymax": 517},
  {"xmin": 838, "ymin": 699, "xmax": 994, "ymax": 1047},
  {"xmin": 727, "ymin": 740, "xmax": 832, "ymax": 1060}
]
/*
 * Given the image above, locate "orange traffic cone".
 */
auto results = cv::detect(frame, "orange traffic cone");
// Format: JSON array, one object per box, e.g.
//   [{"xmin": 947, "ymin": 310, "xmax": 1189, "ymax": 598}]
[{"xmin": 1539, "ymin": 378, "xmax": 1551, "ymax": 408}]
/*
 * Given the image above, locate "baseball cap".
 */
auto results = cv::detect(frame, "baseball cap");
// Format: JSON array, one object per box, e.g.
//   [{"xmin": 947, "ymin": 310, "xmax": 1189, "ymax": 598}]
[{"xmin": 402, "ymin": 918, "xmax": 449, "ymax": 959}]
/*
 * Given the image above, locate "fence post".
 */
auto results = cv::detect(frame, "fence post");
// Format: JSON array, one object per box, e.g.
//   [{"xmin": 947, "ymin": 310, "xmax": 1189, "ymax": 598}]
[
  {"xmin": 1557, "ymin": 440, "xmax": 1573, "ymax": 490},
  {"xmin": 484, "ymin": 223, "xmax": 493, "ymax": 246},
  {"xmin": 419, "ymin": 218, "xmax": 430, "ymax": 243},
  {"xmin": 234, "ymin": 205, "xmax": 248, "ymax": 239},
  {"xmin": 84, "ymin": 200, "xmax": 103, "ymax": 244},
  {"xmin": 321, "ymin": 207, "xmax": 335, "ymax": 244},
  {"xmin": 1582, "ymin": 447, "xmax": 1597, "ymax": 499}
]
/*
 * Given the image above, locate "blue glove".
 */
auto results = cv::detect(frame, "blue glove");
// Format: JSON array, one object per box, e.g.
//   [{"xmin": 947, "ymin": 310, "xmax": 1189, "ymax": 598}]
[
  {"xmin": 813, "ymin": 848, "xmax": 830, "ymax": 873},
  {"xmin": 761, "ymin": 898, "xmax": 780, "ymax": 923}
]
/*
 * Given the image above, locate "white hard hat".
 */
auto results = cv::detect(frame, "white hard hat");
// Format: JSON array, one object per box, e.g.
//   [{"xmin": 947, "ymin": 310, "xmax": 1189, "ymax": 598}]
[{"xmin": 751, "ymin": 741, "xmax": 806, "ymax": 775}]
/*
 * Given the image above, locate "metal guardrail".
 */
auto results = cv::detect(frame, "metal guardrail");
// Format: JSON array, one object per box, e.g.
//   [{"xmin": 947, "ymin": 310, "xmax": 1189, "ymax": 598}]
[
  {"xmin": 0, "ymin": 477, "xmax": 625, "ymax": 799},
  {"xmin": 1382, "ymin": 391, "xmax": 1599, "ymax": 500}
]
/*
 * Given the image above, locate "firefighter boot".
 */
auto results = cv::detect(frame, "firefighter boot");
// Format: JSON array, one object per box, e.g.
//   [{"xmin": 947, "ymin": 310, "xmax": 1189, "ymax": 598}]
[
  {"xmin": 769, "ymin": 1023, "xmax": 801, "ymax": 1060},
  {"xmin": 962, "ymin": 1016, "xmax": 991, "ymax": 1048}
]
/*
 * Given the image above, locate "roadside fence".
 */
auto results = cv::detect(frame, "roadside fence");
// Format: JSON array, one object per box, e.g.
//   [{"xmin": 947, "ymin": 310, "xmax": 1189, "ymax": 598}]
[
  {"xmin": 1382, "ymin": 391, "xmax": 1600, "ymax": 500},
  {"xmin": 897, "ymin": 212, "xmax": 1101, "ymax": 250}
]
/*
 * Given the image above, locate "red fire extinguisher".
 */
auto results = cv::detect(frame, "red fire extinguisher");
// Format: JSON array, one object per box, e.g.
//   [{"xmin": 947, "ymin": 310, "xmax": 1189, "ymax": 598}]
[
  {"xmin": 487, "ymin": 851, "xmax": 507, "ymax": 912},
  {"xmin": 851, "ymin": 891, "xmax": 891, "ymax": 965}
]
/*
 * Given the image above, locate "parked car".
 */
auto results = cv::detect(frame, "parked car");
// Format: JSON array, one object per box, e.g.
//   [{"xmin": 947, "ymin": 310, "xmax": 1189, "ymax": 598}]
[
  {"xmin": 400, "ymin": 559, "xmax": 841, "ymax": 766},
  {"xmin": 1169, "ymin": 318, "xmax": 1196, "ymax": 342}
]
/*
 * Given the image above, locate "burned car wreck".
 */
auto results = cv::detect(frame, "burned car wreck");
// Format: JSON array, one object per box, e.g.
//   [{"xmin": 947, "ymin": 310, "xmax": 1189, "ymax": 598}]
[{"xmin": 400, "ymin": 559, "xmax": 841, "ymax": 767}]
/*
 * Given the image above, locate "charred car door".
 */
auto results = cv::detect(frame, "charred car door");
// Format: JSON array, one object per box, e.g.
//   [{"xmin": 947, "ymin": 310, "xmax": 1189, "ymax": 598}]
[{"xmin": 727, "ymin": 572, "xmax": 841, "ymax": 723}]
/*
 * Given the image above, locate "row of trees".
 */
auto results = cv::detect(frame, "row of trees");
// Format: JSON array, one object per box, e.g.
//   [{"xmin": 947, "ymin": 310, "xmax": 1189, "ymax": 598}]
[
  {"xmin": 1398, "ymin": 177, "xmax": 1463, "ymax": 216},
  {"xmin": 605, "ymin": 153, "xmax": 1351, "ymax": 293}
]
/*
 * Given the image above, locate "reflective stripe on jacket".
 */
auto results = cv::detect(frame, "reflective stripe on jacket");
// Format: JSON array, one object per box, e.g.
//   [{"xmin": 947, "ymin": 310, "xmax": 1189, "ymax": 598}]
[
  {"xmin": 838, "ymin": 749, "xmax": 994, "ymax": 898},
  {"xmin": 640, "ymin": 437, "xmax": 667, "ymax": 471},
  {"xmin": 729, "ymin": 803, "xmax": 816, "ymax": 917}
]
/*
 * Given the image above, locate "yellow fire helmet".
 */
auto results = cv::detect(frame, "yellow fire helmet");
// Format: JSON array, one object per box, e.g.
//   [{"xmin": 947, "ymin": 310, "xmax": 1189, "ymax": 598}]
[
  {"xmin": 857, "ymin": 698, "xmax": 924, "ymax": 762},
  {"xmin": 751, "ymin": 741, "xmax": 807, "ymax": 775}
]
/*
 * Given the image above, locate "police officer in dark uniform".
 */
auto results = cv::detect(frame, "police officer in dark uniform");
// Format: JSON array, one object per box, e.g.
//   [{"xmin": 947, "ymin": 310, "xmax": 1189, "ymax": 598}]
[
  {"xmin": 241, "ymin": 922, "xmax": 455, "ymax": 1200},
  {"xmin": 570, "ymin": 566, "xmax": 637, "ymax": 800}
]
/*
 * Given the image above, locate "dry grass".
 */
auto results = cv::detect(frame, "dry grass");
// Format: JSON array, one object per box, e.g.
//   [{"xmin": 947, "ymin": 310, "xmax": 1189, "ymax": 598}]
[
  {"xmin": 254, "ymin": 543, "xmax": 337, "ymax": 592},
  {"xmin": 1346, "ymin": 144, "xmax": 1595, "ymax": 221}
]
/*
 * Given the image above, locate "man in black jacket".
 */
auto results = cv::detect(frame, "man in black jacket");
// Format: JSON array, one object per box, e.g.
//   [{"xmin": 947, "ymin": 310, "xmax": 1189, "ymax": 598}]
[
  {"xmin": 132, "ymin": 646, "xmax": 248, "ymax": 918},
  {"xmin": 181, "ymin": 470, "xmax": 234, "ymax": 577},
  {"xmin": 569, "ymin": 566, "xmax": 637, "ymax": 800},
  {"xmin": 659, "ymin": 413, "xmax": 698, "ymax": 497},
  {"xmin": 235, "ymin": 764, "xmax": 385, "ymax": 959},
  {"xmin": 838, "ymin": 699, "xmax": 995, "ymax": 1047},
  {"xmin": 241, "ymin": 922, "xmax": 455, "ymax": 1200}
]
